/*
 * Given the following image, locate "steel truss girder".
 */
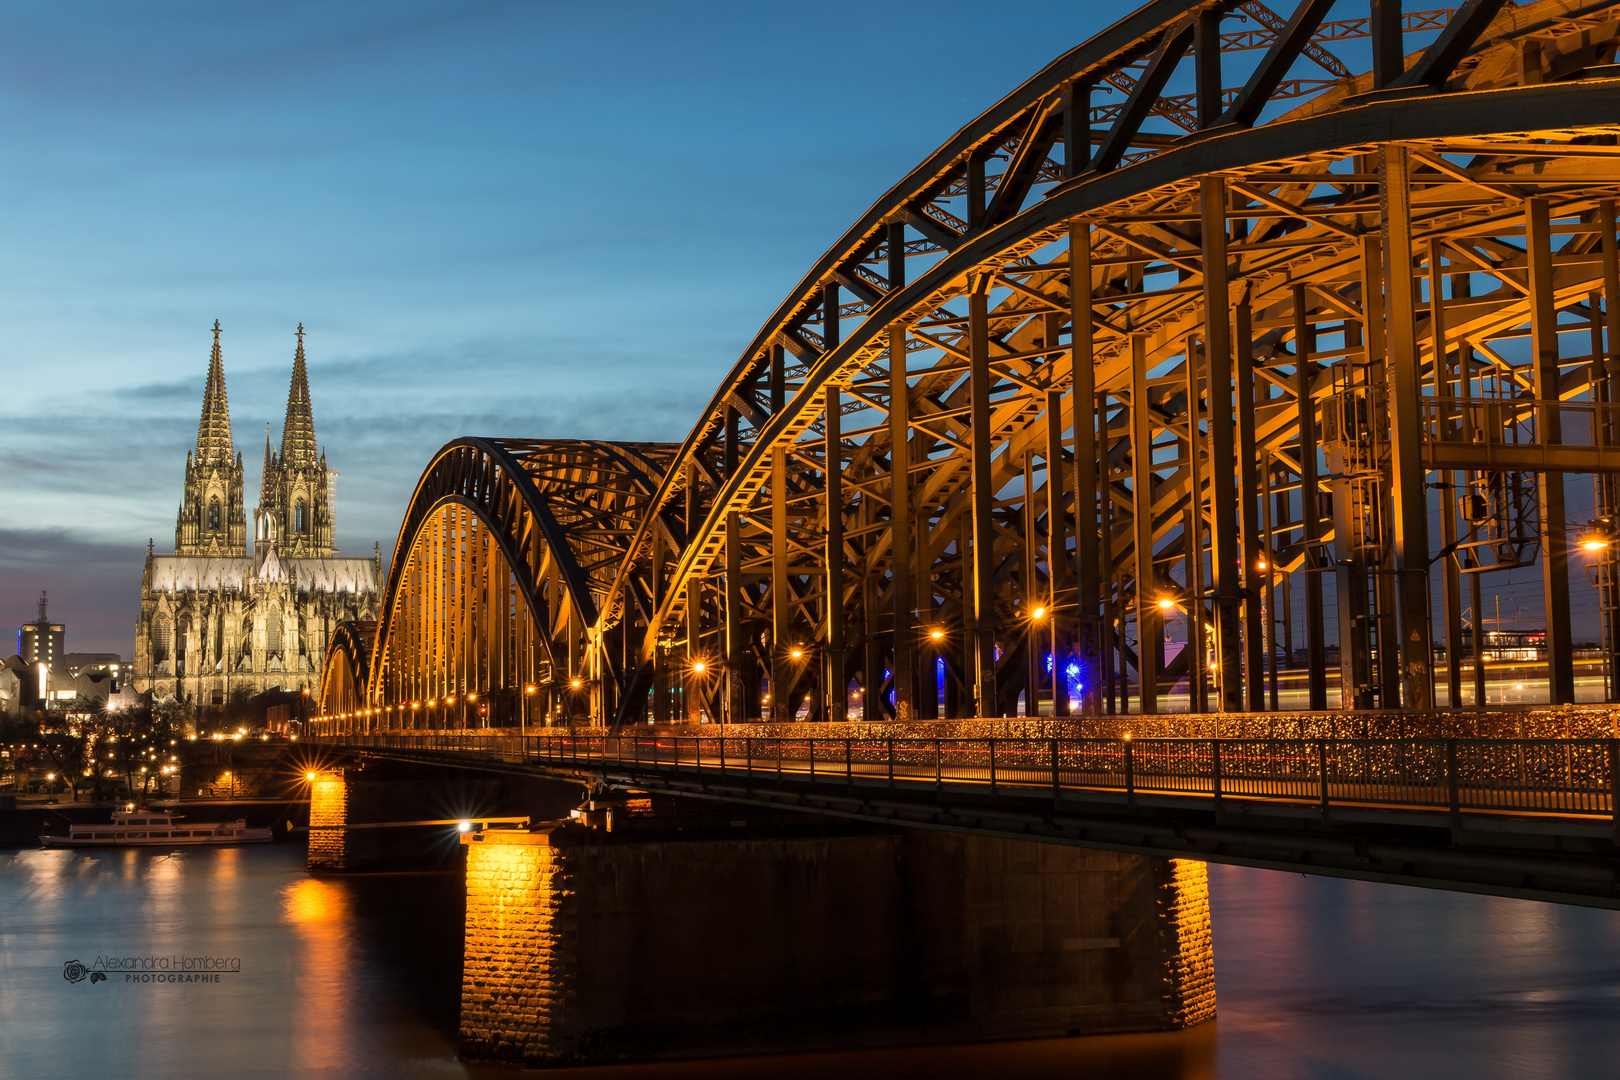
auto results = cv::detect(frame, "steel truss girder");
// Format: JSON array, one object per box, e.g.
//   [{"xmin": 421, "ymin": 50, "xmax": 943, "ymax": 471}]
[
  {"xmin": 331, "ymin": 0, "xmax": 1620, "ymax": 730},
  {"xmin": 654, "ymin": 80, "xmax": 1620, "ymax": 628}
]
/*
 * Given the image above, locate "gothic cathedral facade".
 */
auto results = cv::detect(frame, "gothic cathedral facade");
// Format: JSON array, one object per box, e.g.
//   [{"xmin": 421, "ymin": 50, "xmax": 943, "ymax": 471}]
[{"xmin": 132, "ymin": 323, "xmax": 382, "ymax": 704}]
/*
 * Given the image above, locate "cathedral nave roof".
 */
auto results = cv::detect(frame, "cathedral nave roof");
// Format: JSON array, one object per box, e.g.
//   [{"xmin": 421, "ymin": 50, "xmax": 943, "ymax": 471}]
[{"xmin": 150, "ymin": 554, "xmax": 377, "ymax": 595}]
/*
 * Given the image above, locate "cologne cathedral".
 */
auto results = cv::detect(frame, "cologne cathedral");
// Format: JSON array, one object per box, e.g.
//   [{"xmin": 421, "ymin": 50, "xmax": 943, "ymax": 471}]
[{"xmin": 131, "ymin": 323, "xmax": 382, "ymax": 704}]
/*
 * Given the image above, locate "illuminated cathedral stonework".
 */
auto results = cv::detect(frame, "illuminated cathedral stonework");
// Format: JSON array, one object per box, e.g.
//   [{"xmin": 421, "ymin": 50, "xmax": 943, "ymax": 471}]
[{"xmin": 132, "ymin": 323, "xmax": 382, "ymax": 704}]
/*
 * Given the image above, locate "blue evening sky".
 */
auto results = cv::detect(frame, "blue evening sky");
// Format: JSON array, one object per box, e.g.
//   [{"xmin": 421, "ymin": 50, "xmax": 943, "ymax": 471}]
[{"xmin": 0, "ymin": 0, "xmax": 1116, "ymax": 653}]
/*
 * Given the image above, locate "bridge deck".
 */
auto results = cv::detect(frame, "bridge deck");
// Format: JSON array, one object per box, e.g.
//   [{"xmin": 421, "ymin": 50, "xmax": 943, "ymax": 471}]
[{"xmin": 313, "ymin": 732, "xmax": 1620, "ymax": 909}]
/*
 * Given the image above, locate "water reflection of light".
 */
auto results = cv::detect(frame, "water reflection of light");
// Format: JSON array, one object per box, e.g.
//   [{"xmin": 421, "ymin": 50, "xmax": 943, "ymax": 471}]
[
  {"xmin": 284, "ymin": 877, "xmax": 350, "ymax": 925},
  {"xmin": 15, "ymin": 849, "xmax": 74, "ymax": 908},
  {"xmin": 1482, "ymin": 890, "xmax": 1556, "ymax": 953},
  {"xmin": 282, "ymin": 877, "xmax": 355, "ymax": 1073},
  {"xmin": 4, "ymin": 847, "xmax": 480, "ymax": 1078},
  {"xmin": 126, "ymin": 850, "xmax": 193, "ymax": 1048},
  {"xmin": 213, "ymin": 845, "xmax": 241, "ymax": 882},
  {"xmin": 140, "ymin": 849, "xmax": 185, "ymax": 920}
]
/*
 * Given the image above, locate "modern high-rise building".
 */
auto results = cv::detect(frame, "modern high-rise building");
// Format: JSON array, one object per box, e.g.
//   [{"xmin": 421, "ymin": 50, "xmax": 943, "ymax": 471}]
[
  {"xmin": 17, "ymin": 592, "xmax": 64, "ymax": 670},
  {"xmin": 131, "ymin": 323, "xmax": 383, "ymax": 705}
]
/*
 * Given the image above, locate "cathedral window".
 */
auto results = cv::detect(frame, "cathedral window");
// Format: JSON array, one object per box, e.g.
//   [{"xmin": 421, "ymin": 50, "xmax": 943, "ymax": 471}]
[
  {"xmin": 266, "ymin": 608, "xmax": 282, "ymax": 655},
  {"xmin": 152, "ymin": 616, "xmax": 171, "ymax": 662},
  {"xmin": 208, "ymin": 497, "xmax": 221, "ymax": 532},
  {"xmin": 294, "ymin": 499, "xmax": 307, "ymax": 534}
]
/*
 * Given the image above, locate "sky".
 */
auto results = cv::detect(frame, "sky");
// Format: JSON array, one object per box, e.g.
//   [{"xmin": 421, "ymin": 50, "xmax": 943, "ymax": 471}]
[{"xmin": 0, "ymin": 0, "xmax": 1116, "ymax": 655}]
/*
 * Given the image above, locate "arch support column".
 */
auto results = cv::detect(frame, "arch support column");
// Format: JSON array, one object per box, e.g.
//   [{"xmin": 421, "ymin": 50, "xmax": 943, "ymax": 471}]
[
  {"xmin": 1379, "ymin": 145, "xmax": 1435, "ymax": 709},
  {"xmin": 968, "ymin": 274, "xmax": 999, "ymax": 715}
]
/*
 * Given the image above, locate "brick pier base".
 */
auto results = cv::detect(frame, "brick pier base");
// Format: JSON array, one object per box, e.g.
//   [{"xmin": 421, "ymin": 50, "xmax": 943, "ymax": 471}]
[
  {"xmin": 459, "ymin": 823, "xmax": 1213, "ymax": 1066},
  {"xmin": 306, "ymin": 769, "xmax": 350, "ymax": 871}
]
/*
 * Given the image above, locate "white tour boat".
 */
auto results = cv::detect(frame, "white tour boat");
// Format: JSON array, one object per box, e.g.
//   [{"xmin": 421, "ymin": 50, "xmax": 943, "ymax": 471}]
[{"xmin": 40, "ymin": 807, "xmax": 273, "ymax": 848}]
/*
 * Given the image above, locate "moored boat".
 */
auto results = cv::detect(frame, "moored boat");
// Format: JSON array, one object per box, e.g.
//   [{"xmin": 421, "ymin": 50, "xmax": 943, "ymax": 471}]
[{"xmin": 40, "ymin": 807, "xmax": 273, "ymax": 847}]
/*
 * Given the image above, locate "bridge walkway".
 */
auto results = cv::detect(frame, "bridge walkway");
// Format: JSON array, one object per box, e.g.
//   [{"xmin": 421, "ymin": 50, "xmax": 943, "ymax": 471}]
[{"xmin": 312, "ymin": 731, "xmax": 1620, "ymax": 908}]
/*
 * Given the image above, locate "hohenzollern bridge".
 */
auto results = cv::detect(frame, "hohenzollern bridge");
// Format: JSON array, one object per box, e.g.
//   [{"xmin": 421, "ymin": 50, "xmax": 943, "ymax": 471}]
[{"xmin": 300, "ymin": 5, "xmax": 1620, "ymax": 1063}]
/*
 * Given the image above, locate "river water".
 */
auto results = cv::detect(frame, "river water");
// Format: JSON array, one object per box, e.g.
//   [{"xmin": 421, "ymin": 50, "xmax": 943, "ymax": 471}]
[{"xmin": 1, "ymin": 842, "xmax": 1618, "ymax": 1079}]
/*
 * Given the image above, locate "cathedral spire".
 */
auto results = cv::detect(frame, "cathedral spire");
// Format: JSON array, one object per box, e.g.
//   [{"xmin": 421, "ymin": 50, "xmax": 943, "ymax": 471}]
[
  {"xmin": 259, "ymin": 423, "xmax": 278, "ymax": 507},
  {"xmin": 252, "ymin": 424, "xmax": 279, "ymax": 558},
  {"xmin": 280, "ymin": 324, "xmax": 318, "ymax": 468},
  {"xmin": 195, "ymin": 319, "xmax": 234, "ymax": 465}
]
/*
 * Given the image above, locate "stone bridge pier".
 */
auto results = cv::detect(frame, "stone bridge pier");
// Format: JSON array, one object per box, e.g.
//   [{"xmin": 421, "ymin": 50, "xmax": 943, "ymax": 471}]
[{"xmin": 458, "ymin": 808, "xmax": 1214, "ymax": 1067}]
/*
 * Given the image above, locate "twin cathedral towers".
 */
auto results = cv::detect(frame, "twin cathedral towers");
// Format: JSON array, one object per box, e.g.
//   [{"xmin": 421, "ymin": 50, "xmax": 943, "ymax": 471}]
[
  {"xmin": 132, "ymin": 323, "xmax": 382, "ymax": 704},
  {"xmin": 178, "ymin": 321, "xmax": 335, "ymax": 560}
]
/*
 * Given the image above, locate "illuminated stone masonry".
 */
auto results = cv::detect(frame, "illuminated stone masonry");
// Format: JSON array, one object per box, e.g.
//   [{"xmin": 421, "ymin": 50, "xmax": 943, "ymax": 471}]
[{"xmin": 306, "ymin": 768, "xmax": 350, "ymax": 872}]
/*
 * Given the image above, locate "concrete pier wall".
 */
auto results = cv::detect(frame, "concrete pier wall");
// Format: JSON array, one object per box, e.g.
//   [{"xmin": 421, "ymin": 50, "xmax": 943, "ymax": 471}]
[{"xmin": 459, "ymin": 822, "xmax": 1213, "ymax": 1067}]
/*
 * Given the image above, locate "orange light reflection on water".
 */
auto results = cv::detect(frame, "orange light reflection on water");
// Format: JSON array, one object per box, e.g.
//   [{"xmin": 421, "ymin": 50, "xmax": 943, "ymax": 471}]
[{"xmin": 281, "ymin": 877, "xmax": 354, "ymax": 1073}]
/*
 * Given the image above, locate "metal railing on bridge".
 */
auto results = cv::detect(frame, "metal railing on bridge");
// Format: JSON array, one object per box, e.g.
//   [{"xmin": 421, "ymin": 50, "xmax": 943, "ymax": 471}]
[
  {"xmin": 1415, "ymin": 395, "xmax": 1620, "ymax": 475},
  {"xmin": 312, "ymin": 733, "xmax": 1620, "ymax": 824}
]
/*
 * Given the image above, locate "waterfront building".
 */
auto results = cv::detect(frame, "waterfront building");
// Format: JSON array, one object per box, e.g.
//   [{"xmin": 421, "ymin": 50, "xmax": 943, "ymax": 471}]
[
  {"xmin": 131, "ymin": 323, "xmax": 382, "ymax": 705},
  {"xmin": 0, "ymin": 652, "xmax": 130, "ymax": 715}
]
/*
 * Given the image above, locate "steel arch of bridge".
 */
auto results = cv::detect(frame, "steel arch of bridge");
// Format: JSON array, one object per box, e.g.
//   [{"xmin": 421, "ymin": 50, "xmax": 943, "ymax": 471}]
[
  {"xmin": 356, "ymin": 438, "xmax": 676, "ymax": 730},
  {"xmin": 318, "ymin": 620, "xmax": 375, "ymax": 720},
  {"xmin": 322, "ymin": 0, "xmax": 1620, "ymax": 734}
]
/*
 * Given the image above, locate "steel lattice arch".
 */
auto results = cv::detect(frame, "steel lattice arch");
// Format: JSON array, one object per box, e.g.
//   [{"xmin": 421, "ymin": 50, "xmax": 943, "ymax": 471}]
[{"xmin": 318, "ymin": 0, "xmax": 1620, "ymax": 733}]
